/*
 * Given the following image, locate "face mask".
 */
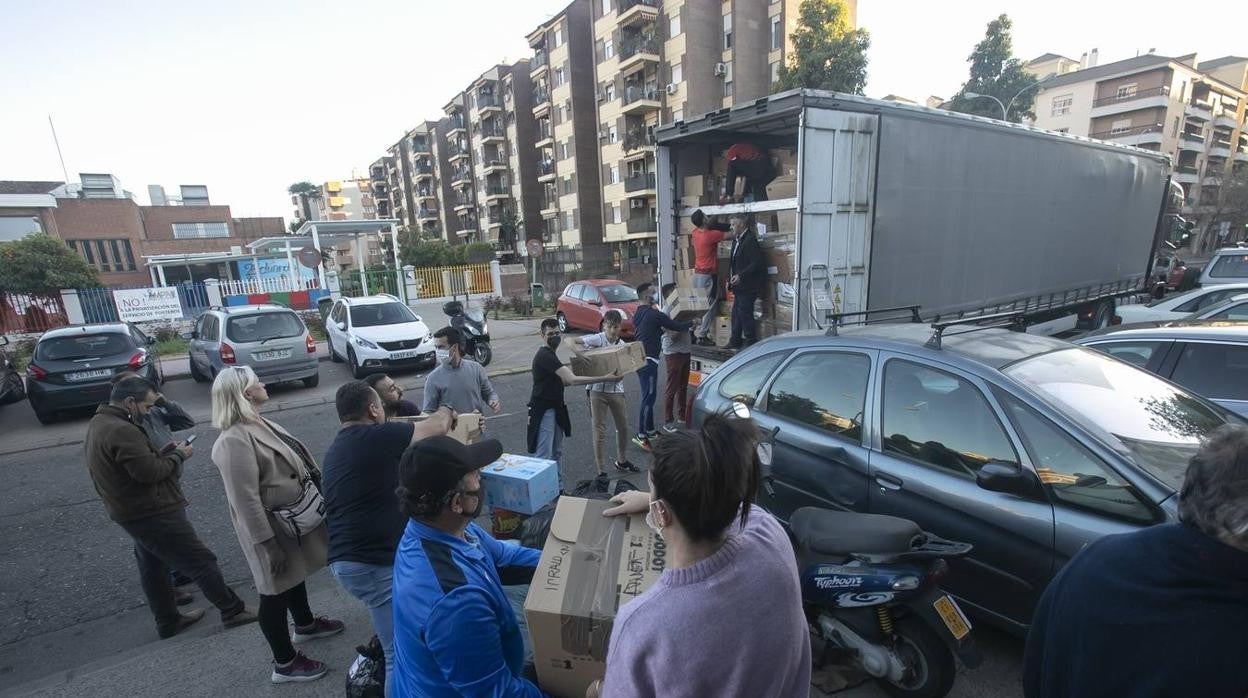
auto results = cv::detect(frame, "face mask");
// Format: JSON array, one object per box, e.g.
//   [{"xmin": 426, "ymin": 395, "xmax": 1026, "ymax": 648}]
[
  {"xmin": 435, "ymin": 348, "xmax": 451, "ymax": 365},
  {"xmin": 651, "ymin": 291, "xmax": 660, "ymax": 303},
  {"xmin": 546, "ymin": 334, "xmax": 562, "ymax": 350},
  {"xmin": 457, "ymin": 488, "xmax": 484, "ymax": 518},
  {"xmin": 645, "ymin": 499, "xmax": 666, "ymax": 539}
]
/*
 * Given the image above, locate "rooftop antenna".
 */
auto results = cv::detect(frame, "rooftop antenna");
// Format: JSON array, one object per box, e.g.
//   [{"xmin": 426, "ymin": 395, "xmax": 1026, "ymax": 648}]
[{"xmin": 48, "ymin": 114, "xmax": 70, "ymax": 185}]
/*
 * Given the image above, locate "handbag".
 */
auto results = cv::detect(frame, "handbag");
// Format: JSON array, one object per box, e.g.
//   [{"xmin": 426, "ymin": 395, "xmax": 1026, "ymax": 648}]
[{"xmin": 263, "ymin": 421, "xmax": 326, "ymax": 539}]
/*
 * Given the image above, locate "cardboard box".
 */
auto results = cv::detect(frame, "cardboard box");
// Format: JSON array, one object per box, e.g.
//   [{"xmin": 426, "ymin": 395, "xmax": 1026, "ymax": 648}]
[
  {"xmin": 481, "ymin": 454, "xmax": 561, "ymax": 515},
  {"xmin": 571, "ymin": 341, "xmax": 646, "ymax": 379},
  {"xmin": 767, "ymin": 174, "xmax": 797, "ymax": 200},
  {"xmin": 391, "ymin": 412, "xmax": 483, "ymax": 444},
  {"xmin": 525, "ymin": 497, "xmax": 666, "ymax": 698},
  {"xmin": 763, "ymin": 246, "xmax": 794, "ymax": 283},
  {"xmin": 664, "ymin": 287, "xmax": 712, "ymax": 321},
  {"xmin": 673, "ymin": 268, "xmax": 696, "ymax": 288},
  {"xmin": 683, "ymin": 175, "xmax": 711, "ymax": 198}
]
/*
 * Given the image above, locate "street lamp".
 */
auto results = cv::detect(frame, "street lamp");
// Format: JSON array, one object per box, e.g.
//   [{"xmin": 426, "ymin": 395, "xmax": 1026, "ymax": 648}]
[
  {"xmin": 1005, "ymin": 72, "xmax": 1058, "ymax": 123},
  {"xmin": 964, "ymin": 92, "xmax": 1007, "ymax": 120}
]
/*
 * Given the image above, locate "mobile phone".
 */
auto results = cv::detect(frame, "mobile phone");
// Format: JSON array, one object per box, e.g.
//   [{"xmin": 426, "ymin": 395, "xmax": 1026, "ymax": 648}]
[{"xmin": 185, "ymin": 434, "xmax": 198, "ymax": 445}]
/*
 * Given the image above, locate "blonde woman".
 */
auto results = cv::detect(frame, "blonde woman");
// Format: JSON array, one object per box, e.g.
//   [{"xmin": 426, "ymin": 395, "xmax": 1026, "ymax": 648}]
[{"xmin": 210, "ymin": 366, "xmax": 344, "ymax": 684}]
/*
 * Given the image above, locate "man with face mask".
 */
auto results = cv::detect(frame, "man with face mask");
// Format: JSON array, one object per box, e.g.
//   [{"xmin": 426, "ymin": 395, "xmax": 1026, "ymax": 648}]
[
  {"xmin": 422, "ymin": 326, "xmax": 501, "ymax": 415},
  {"xmin": 321, "ymin": 381, "xmax": 454, "ymax": 694},
  {"xmin": 630, "ymin": 282, "xmax": 692, "ymax": 452},
  {"xmin": 364, "ymin": 373, "xmax": 421, "ymax": 418},
  {"xmin": 391, "ymin": 435, "xmax": 544, "ymax": 697},
  {"xmin": 85, "ymin": 375, "xmax": 257, "ymax": 639}
]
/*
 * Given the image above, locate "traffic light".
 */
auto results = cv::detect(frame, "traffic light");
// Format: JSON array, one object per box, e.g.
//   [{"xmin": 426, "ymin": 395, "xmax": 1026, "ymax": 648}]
[{"xmin": 1169, "ymin": 215, "xmax": 1195, "ymax": 247}]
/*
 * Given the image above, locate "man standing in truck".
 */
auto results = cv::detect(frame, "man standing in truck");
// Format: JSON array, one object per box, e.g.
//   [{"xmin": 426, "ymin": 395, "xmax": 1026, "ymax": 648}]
[
  {"xmin": 720, "ymin": 142, "xmax": 775, "ymax": 203},
  {"xmin": 690, "ymin": 209, "xmax": 734, "ymax": 346},
  {"xmin": 727, "ymin": 214, "xmax": 764, "ymax": 350}
]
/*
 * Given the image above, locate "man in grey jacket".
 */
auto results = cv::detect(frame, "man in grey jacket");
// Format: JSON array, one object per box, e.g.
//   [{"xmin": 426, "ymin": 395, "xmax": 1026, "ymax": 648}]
[{"xmin": 422, "ymin": 327, "xmax": 501, "ymax": 415}]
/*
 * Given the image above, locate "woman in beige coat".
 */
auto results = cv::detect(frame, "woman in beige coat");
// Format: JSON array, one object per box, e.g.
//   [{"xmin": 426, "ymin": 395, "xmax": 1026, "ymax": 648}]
[{"xmin": 210, "ymin": 366, "xmax": 344, "ymax": 684}]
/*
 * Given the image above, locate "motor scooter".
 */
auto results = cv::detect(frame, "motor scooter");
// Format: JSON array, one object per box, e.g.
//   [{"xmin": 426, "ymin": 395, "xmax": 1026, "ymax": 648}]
[{"xmin": 443, "ymin": 300, "xmax": 492, "ymax": 366}]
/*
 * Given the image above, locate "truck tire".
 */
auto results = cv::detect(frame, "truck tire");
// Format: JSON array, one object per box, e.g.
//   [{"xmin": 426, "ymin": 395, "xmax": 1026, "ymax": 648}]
[{"xmin": 1091, "ymin": 300, "xmax": 1114, "ymax": 330}]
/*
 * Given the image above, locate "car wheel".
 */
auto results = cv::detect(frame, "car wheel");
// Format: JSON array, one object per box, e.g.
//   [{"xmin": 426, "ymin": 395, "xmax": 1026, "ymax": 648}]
[
  {"xmin": 34, "ymin": 409, "xmax": 56, "ymax": 426},
  {"xmin": 329, "ymin": 337, "xmax": 343, "ymax": 363},
  {"xmin": 302, "ymin": 373, "xmax": 320, "ymax": 388},
  {"xmin": 556, "ymin": 312, "xmax": 568, "ymax": 333},
  {"xmin": 189, "ymin": 356, "xmax": 208, "ymax": 383},
  {"xmin": 348, "ymin": 348, "xmax": 367, "ymax": 379}
]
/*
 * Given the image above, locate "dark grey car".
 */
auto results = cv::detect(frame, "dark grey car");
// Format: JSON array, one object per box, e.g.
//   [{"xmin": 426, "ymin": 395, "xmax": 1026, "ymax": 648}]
[
  {"xmin": 26, "ymin": 323, "xmax": 163, "ymax": 424},
  {"xmin": 691, "ymin": 324, "xmax": 1242, "ymax": 633}
]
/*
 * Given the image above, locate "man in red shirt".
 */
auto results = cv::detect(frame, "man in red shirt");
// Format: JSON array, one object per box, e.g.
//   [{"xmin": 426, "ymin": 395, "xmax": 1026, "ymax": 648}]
[
  {"xmin": 721, "ymin": 142, "xmax": 775, "ymax": 203},
  {"xmin": 690, "ymin": 209, "xmax": 733, "ymax": 345}
]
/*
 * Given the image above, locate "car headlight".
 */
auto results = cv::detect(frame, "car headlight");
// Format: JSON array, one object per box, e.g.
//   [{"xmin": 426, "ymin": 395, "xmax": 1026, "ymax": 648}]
[
  {"xmin": 353, "ymin": 336, "xmax": 379, "ymax": 350},
  {"xmin": 425, "ymin": 333, "xmax": 434, "ymax": 343}
]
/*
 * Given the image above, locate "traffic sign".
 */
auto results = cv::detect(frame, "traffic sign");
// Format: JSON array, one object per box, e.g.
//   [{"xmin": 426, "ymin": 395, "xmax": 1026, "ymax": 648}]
[
  {"xmin": 298, "ymin": 246, "xmax": 322, "ymax": 269},
  {"xmin": 526, "ymin": 239, "xmax": 543, "ymax": 257}
]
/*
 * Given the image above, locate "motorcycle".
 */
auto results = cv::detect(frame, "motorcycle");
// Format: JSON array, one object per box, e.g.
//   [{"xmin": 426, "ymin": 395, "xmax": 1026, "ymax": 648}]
[
  {"xmin": 442, "ymin": 300, "xmax": 492, "ymax": 366},
  {"xmin": 736, "ymin": 403, "xmax": 981, "ymax": 698},
  {"xmin": 0, "ymin": 336, "xmax": 26, "ymax": 407}
]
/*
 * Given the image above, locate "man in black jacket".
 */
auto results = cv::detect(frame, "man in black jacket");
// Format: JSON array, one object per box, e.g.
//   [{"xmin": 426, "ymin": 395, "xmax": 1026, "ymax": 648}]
[{"xmin": 727, "ymin": 214, "xmax": 764, "ymax": 349}]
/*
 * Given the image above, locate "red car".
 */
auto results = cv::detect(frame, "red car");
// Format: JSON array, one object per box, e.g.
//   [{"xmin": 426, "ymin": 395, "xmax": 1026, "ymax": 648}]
[{"xmin": 555, "ymin": 279, "xmax": 641, "ymax": 337}]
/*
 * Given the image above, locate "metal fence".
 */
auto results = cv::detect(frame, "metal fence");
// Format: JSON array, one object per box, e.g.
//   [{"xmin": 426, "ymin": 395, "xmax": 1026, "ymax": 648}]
[
  {"xmin": 78, "ymin": 283, "xmax": 208, "ymax": 324},
  {"xmin": 0, "ymin": 293, "xmax": 68, "ymax": 334},
  {"xmin": 339, "ymin": 269, "xmax": 402, "ymax": 299},
  {"xmin": 409, "ymin": 263, "xmax": 494, "ymax": 300},
  {"xmin": 218, "ymin": 277, "xmax": 320, "ymax": 297}
]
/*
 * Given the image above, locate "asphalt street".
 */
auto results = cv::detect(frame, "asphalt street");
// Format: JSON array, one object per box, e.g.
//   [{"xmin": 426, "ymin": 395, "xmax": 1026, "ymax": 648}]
[{"xmin": 0, "ymin": 359, "xmax": 1023, "ymax": 697}]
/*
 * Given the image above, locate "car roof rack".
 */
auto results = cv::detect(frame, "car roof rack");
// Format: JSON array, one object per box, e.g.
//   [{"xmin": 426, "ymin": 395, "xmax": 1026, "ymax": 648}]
[
  {"xmin": 826, "ymin": 305, "xmax": 921, "ymax": 336},
  {"xmin": 925, "ymin": 311, "xmax": 1027, "ymax": 349}
]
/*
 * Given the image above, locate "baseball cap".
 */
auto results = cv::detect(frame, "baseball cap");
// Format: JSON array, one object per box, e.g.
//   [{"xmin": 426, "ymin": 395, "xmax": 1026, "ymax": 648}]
[{"xmin": 398, "ymin": 436, "xmax": 503, "ymax": 517}]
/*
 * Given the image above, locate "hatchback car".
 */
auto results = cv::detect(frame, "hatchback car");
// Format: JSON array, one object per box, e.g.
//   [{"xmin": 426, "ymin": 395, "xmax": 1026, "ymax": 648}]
[
  {"xmin": 691, "ymin": 322, "xmax": 1241, "ymax": 634},
  {"xmin": 1199, "ymin": 246, "xmax": 1248, "ymax": 286},
  {"xmin": 187, "ymin": 305, "xmax": 319, "ymax": 387},
  {"xmin": 555, "ymin": 280, "xmax": 641, "ymax": 336},
  {"xmin": 325, "ymin": 295, "xmax": 435, "ymax": 378},
  {"xmin": 1077, "ymin": 322, "xmax": 1248, "ymax": 418},
  {"xmin": 1115, "ymin": 283, "xmax": 1248, "ymax": 324},
  {"xmin": 26, "ymin": 323, "xmax": 163, "ymax": 424}
]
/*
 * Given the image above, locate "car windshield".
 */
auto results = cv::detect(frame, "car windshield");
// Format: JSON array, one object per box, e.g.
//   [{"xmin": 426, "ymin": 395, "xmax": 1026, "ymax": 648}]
[
  {"xmin": 350, "ymin": 302, "xmax": 417, "ymax": 328},
  {"xmin": 1004, "ymin": 347, "xmax": 1236, "ymax": 490},
  {"xmin": 598, "ymin": 284, "xmax": 639, "ymax": 303},
  {"xmin": 36, "ymin": 333, "xmax": 133, "ymax": 361},
  {"xmin": 226, "ymin": 312, "xmax": 305, "ymax": 343},
  {"xmin": 1190, "ymin": 297, "xmax": 1248, "ymax": 321},
  {"xmin": 1208, "ymin": 253, "xmax": 1248, "ymax": 279}
]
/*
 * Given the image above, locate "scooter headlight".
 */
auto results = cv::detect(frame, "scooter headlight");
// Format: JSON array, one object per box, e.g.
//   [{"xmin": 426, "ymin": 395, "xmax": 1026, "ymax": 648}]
[{"xmin": 891, "ymin": 576, "xmax": 921, "ymax": 591}]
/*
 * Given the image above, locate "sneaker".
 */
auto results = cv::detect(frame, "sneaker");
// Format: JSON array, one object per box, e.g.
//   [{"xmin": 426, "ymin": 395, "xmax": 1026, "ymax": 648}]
[
  {"xmin": 615, "ymin": 460, "xmax": 640, "ymax": 473},
  {"xmin": 696, "ymin": 336, "xmax": 715, "ymax": 346},
  {"xmin": 661, "ymin": 422, "xmax": 681, "ymax": 434},
  {"xmin": 222, "ymin": 607, "xmax": 259, "ymax": 629},
  {"xmin": 271, "ymin": 651, "xmax": 329, "ymax": 684},
  {"xmin": 631, "ymin": 435, "xmax": 652, "ymax": 452},
  {"xmin": 157, "ymin": 608, "xmax": 205, "ymax": 639},
  {"xmin": 293, "ymin": 617, "xmax": 345, "ymax": 643},
  {"xmin": 174, "ymin": 589, "xmax": 194, "ymax": 607}
]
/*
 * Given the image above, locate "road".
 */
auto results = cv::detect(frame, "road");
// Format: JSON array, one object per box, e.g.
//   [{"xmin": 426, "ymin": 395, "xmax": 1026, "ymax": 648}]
[{"xmin": 0, "ymin": 341, "xmax": 1023, "ymax": 697}]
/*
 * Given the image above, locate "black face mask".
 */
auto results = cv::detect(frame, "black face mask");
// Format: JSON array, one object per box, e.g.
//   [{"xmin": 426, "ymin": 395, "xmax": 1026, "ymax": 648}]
[
  {"xmin": 546, "ymin": 335, "xmax": 562, "ymax": 350},
  {"xmin": 457, "ymin": 488, "xmax": 484, "ymax": 518}
]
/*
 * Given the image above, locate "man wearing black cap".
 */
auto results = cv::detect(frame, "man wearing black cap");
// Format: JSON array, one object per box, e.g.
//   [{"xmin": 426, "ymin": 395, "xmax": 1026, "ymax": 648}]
[{"xmin": 390, "ymin": 436, "xmax": 543, "ymax": 697}]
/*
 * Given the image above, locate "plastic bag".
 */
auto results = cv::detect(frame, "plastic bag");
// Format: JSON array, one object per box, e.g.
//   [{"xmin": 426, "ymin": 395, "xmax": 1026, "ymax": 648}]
[{"xmin": 345, "ymin": 635, "xmax": 385, "ymax": 698}]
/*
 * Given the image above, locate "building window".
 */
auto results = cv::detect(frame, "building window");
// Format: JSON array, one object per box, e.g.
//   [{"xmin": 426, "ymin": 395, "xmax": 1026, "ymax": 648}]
[
  {"xmin": 172, "ymin": 222, "xmax": 230, "ymax": 239},
  {"xmin": 1050, "ymin": 94, "xmax": 1073, "ymax": 117},
  {"xmin": 1110, "ymin": 119, "xmax": 1132, "ymax": 135},
  {"xmin": 672, "ymin": 108, "xmax": 684, "ymax": 122},
  {"xmin": 723, "ymin": 62, "xmax": 733, "ymax": 97},
  {"xmin": 602, "ymin": 0, "xmax": 611, "ymax": 14},
  {"xmin": 770, "ymin": 17, "xmax": 782, "ymax": 51},
  {"xmin": 770, "ymin": 61, "xmax": 780, "ymax": 85},
  {"xmin": 604, "ymin": 38, "xmax": 614, "ymax": 60},
  {"xmin": 1054, "ymin": 127, "xmax": 1070, "ymax": 133},
  {"xmin": 610, "ymin": 165, "xmax": 620, "ymax": 184},
  {"xmin": 605, "ymin": 83, "xmax": 616, "ymax": 101},
  {"xmin": 612, "ymin": 203, "xmax": 623, "ymax": 224},
  {"xmin": 669, "ymin": 13, "xmax": 681, "ymax": 37},
  {"xmin": 608, "ymin": 125, "xmax": 619, "ymax": 144},
  {"xmin": 0, "ymin": 215, "xmax": 44, "ymax": 242},
  {"xmin": 554, "ymin": 27, "xmax": 564, "ymax": 48},
  {"xmin": 1172, "ymin": 116, "xmax": 1181, "ymax": 137},
  {"xmin": 1115, "ymin": 83, "xmax": 1138, "ymax": 100},
  {"xmin": 565, "ymin": 209, "xmax": 575, "ymax": 231},
  {"xmin": 69, "ymin": 239, "xmax": 136, "ymax": 273},
  {"xmin": 723, "ymin": 14, "xmax": 732, "ymax": 49},
  {"xmin": 554, "ymin": 66, "xmax": 566, "ymax": 87},
  {"xmin": 671, "ymin": 63, "xmax": 683, "ymax": 84}
]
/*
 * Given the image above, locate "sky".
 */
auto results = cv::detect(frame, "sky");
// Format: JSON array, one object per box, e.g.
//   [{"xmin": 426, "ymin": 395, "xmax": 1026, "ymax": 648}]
[{"xmin": 1, "ymin": 0, "xmax": 1244, "ymax": 221}]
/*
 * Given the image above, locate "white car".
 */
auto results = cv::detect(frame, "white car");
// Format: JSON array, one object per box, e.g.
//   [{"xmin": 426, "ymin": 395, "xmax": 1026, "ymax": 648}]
[
  {"xmin": 1199, "ymin": 247, "xmax": 1248, "ymax": 286},
  {"xmin": 1114, "ymin": 283, "xmax": 1248, "ymax": 324},
  {"xmin": 326, "ymin": 295, "xmax": 436, "ymax": 378}
]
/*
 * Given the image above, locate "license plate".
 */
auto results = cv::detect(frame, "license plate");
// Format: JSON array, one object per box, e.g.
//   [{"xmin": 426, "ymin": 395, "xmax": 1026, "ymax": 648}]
[
  {"xmin": 391, "ymin": 350, "xmax": 419, "ymax": 360},
  {"xmin": 932, "ymin": 594, "xmax": 972, "ymax": 641},
  {"xmin": 253, "ymin": 349, "xmax": 291, "ymax": 361},
  {"xmin": 67, "ymin": 369, "xmax": 113, "ymax": 382}
]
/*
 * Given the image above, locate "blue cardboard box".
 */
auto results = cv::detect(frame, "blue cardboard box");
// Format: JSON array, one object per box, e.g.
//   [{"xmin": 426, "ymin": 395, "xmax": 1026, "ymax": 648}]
[{"xmin": 481, "ymin": 454, "xmax": 560, "ymax": 515}]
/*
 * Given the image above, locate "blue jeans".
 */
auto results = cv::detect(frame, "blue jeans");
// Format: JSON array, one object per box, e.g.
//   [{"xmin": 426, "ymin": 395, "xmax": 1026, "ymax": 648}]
[
  {"xmin": 533, "ymin": 408, "xmax": 565, "ymax": 488},
  {"xmin": 331, "ymin": 561, "xmax": 395, "ymax": 697},
  {"xmin": 637, "ymin": 360, "xmax": 659, "ymax": 436}
]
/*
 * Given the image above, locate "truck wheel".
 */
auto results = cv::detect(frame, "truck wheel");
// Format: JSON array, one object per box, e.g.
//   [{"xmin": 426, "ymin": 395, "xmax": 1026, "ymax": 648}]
[
  {"xmin": 1091, "ymin": 300, "xmax": 1114, "ymax": 330},
  {"xmin": 879, "ymin": 617, "xmax": 956, "ymax": 698}
]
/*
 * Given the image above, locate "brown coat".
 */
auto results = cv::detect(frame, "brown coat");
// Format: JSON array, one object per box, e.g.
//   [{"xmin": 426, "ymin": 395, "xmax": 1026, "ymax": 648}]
[
  {"xmin": 211, "ymin": 417, "xmax": 327, "ymax": 595},
  {"xmin": 85, "ymin": 404, "xmax": 188, "ymax": 523}
]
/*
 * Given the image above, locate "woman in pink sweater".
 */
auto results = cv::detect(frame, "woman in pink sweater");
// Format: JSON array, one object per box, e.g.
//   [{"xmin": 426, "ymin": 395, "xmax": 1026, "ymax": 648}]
[{"xmin": 596, "ymin": 414, "xmax": 811, "ymax": 698}]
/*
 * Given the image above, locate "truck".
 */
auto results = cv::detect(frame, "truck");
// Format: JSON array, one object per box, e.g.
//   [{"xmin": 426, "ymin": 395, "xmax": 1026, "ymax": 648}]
[{"xmin": 653, "ymin": 89, "xmax": 1173, "ymax": 392}]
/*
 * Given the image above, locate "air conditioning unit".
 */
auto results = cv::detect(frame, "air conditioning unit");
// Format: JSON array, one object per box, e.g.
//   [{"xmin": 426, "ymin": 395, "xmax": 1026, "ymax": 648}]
[
  {"xmin": 714, "ymin": 62, "xmax": 727, "ymax": 77},
  {"xmin": 599, "ymin": 128, "xmax": 610, "ymax": 140},
  {"xmin": 665, "ymin": 83, "xmax": 677, "ymax": 95}
]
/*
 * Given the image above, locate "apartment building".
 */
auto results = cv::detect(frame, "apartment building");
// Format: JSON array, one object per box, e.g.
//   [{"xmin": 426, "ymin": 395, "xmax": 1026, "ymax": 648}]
[
  {"xmin": 1032, "ymin": 53, "xmax": 1248, "ymax": 239},
  {"xmin": 368, "ymin": 156, "xmax": 394, "ymax": 220},
  {"xmin": 1025, "ymin": 52, "xmax": 1084, "ymax": 79},
  {"xmin": 442, "ymin": 93, "xmax": 478, "ymax": 241},
  {"xmin": 290, "ymin": 178, "xmax": 379, "ymax": 224}
]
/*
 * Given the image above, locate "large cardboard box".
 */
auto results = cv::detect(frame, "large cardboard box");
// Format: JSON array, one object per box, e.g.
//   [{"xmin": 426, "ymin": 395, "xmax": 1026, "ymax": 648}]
[
  {"xmin": 682, "ymin": 175, "xmax": 711, "ymax": 198},
  {"xmin": 481, "ymin": 454, "xmax": 560, "ymax": 515},
  {"xmin": 664, "ymin": 287, "xmax": 711, "ymax": 321},
  {"xmin": 525, "ymin": 497, "xmax": 666, "ymax": 698},
  {"xmin": 673, "ymin": 267, "xmax": 696, "ymax": 288},
  {"xmin": 571, "ymin": 341, "xmax": 646, "ymax": 379},
  {"xmin": 391, "ymin": 412, "xmax": 483, "ymax": 444},
  {"xmin": 767, "ymin": 174, "xmax": 797, "ymax": 200}
]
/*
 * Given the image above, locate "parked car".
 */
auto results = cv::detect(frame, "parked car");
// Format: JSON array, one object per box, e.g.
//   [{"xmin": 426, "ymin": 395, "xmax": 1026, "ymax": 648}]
[
  {"xmin": 26, "ymin": 323, "xmax": 163, "ymax": 424},
  {"xmin": 187, "ymin": 305, "xmax": 319, "ymax": 387},
  {"xmin": 690, "ymin": 321, "xmax": 1242, "ymax": 634},
  {"xmin": 325, "ymin": 295, "xmax": 435, "ymax": 379},
  {"xmin": 1198, "ymin": 246, "xmax": 1248, "ymax": 286},
  {"xmin": 0, "ymin": 336, "xmax": 26, "ymax": 407},
  {"xmin": 1192, "ymin": 293, "xmax": 1248, "ymax": 321},
  {"xmin": 1115, "ymin": 283, "xmax": 1248, "ymax": 324},
  {"xmin": 555, "ymin": 280, "xmax": 641, "ymax": 336},
  {"xmin": 1076, "ymin": 322, "xmax": 1248, "ymax": 418}
]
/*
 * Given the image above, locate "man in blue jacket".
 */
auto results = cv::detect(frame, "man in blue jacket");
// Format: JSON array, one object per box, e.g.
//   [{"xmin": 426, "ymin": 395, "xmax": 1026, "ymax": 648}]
[
  {"xmin": 391, "ymin": 435, "xmax": 544, "ymax": 697},
  {"xmin": 630, "ymin": 282, "xmax": 692, "ymax": 452}
]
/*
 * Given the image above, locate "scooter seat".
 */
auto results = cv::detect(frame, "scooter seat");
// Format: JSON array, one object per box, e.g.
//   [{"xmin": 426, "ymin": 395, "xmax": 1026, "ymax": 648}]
[{"xmin": 790, "ymin": 507, "xmax": 923, "ymax": 557}]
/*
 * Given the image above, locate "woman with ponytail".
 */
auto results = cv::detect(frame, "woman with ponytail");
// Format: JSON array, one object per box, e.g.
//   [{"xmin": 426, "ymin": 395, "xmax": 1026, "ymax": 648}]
[{"xmin": 595, "ymin": 413, "xmax": 811, "ymax": 698}]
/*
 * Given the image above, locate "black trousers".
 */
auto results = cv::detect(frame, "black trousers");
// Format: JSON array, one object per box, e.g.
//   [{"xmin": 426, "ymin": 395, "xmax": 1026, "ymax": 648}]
[
  {"xmin": 118, "ymin": 508, "xmax": 245, "ymax": 634},
  {"xmin": 730, "ymin": 290, "xmax": 759, "ymax": 345},
  {"xmin": 259, "ymin": 583, "xmax": 314, "ymax": 663},
  {"xmin": 726, "ymin": 158, "xmax": 775, "ymax": 201}
]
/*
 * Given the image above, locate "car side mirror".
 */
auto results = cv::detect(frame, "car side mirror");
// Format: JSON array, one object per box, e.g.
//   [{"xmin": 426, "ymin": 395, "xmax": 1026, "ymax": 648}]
[
  {"xmin": 182, "ymin": 331, "xmax": 196, "ymax": 340},
  {"xmin": 976, "ymin": 461, "xmax": 1041, "ymax": 499},
  {"xmin": 336, "ymin": 321, "xmax": 347, "ymax": 331},
  {"xmin": 146, "ymin": 336, "xmax": 157, "ymax": 346}
]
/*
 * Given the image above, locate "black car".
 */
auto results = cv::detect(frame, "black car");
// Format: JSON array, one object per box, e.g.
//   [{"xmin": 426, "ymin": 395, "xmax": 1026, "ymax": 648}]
[
  {"xmin": 0, "ymin": 336, "xmax": 25, "ymax": 407},
  {"xmin": 26, "ymin": 323, "xmax": 163, "ymax": 424}
]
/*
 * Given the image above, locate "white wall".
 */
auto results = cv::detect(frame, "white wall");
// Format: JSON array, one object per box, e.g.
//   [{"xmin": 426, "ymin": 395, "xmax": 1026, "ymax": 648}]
[{"xmin": 1032, "ymin": 81, "xmax": 1096, "ymax": 135}]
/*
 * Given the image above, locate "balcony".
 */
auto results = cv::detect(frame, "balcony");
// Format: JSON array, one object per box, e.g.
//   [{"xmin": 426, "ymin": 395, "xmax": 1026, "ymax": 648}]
[
  {"xmin": 1173, "ymin": 164, "xmax": 1200, "ymax": 185},
  {"xmin": 619, "ymin": 33, "xmax": 659, "ymax": 72},
  {"xmin": 624, "ymin": 172, "xmax": 656, "ymax": 193},
  {"xmin": 618, "ymin": 0, "xmax": 658, "ymax": 29},
  {"xmin": 485, "ymin": 184, "xmax": 510, "ymax": 201},
  {"xmin": 623, "ymin": 127, "xmax": 655, "ymax": 152},
  {"xmin": 417, "ymin": 207, "xmax": 439, "ymax": 221},
  {"xmin": 454, "ymin": 197, "xmax": 474, "ymax": 213},
  {"xmin": 1237, "ymin": 149, "xmax": 1248, "ymax": 164},
  {"xmin": 480, "ymin": 124, "xmax": 506, "ymax": 143},
  {"xmin": 447, "ymin": 116, "xmax": 467, "ymax": 135},
  {"xmin": 537, "ymin": 160, "xmax": 557, "ymax": 182},
  {"xmin": 622, "ymin": 85, "xmax": 661, "ymax": 115},
  {"xmin": 530, "ymin": 52, "xmax": 548, "ymax": 73},
  {"xmin": 370, "ymin": 180, "xmax": 389, "ymax": 195},
  {"xmin": 626, "ymin": 216, "xmax": 657, "ymax": 235},
  {"xmin": 448, "ymin": 145, "xmax": 471, "ymax": 163},
  {"xmin": 451, "ymin": 169, "xmax": 473, "ymax": 186},
  {"xmin": 536, "ymin": 126, "xmax": 554, "ymax": 148},
  {"xmin": 1089, "ymin": 86, "xmax": 1170, "ymax": 118},
  {"xmin": 1186, "ymin": 100, "xmax": 1214, "ymax": 122},
  {"xmin": 482, "ymin": 159, "xmax": 508, "ymax": 175},
  {"xmin": 1214, "ymin": 111, "xmax": 1239, "ymax": 130},
  {"xmin": 477, "ymin": 94, "xmax": 502, "ymax": 113},
  {"xmin": 412, "ymin": 163, "xmax": 434, "ymax": 180},
  {"xmin": 1179, "ymin": 132, "xmax": 1207, "ymax": 153},
  {"xmin": 377, "ymin": 201, "xmax": 391, "ymax": 217},
  {"xmin": 540, "ymin": 198, "xmax": 559, "ymax": 218},
  {"xmin": 411, "ymin": 139, "xmax": 431, "ymax": 154},
  {"xmin": 1210, "ymin": 140, "xmax": 1233, "ymax": 159},
  {"xmin": 415, "ymin": 188, "xmax": 437, "ymax": 201}
]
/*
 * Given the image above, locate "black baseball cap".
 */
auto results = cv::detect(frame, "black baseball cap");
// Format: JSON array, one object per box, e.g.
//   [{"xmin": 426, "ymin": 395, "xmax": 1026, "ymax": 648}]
[{"xmin": 398, "ymin": 436, "xmax": 503, "ymax": 517}]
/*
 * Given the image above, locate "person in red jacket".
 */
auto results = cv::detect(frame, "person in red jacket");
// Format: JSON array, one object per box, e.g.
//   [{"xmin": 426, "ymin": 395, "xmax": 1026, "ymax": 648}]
[
  {"xmin": 689, "ymin": 209, "xmax": 733, "ymax": 345},
  {"xmin": 720, "ymin": 142, "xmax": 775, "ymax": 203}
]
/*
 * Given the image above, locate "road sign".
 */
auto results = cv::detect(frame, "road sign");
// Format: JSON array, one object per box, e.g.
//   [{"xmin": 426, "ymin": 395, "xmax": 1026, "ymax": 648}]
[
  {"xmin": 526, "ymin": 239, "xmax": 543, "ymax": 257},
  {"xmin": 298, "ymin": 246, "xmax": 322, "ymax": 268}
]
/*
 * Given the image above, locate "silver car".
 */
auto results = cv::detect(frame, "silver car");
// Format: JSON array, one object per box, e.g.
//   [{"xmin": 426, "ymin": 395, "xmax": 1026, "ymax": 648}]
[{"xmin": 186, "ymin": 305, "xmax": 319, "ymax": 387}]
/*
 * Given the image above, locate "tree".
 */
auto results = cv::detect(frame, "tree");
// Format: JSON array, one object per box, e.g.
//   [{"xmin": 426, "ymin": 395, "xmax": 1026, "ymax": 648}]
[
  {"xmin": 497, "ymin": 210, "xmax": 522, "ymax": 254},
  {"xmin": 946, "ymin": 14, "xmax": 1036, "ymax": 123},
  {"xmin": 0, "ymin": 235, "xmax": 101, "ymax": 295},
  {"xmin": 1196, "ymin": 169, "xmax": 1248, "ymax": 252},
  {"xmin": 775, "ymin": 0, "xmax": 869, "ymax": 94},
  {"xmin": 288, "ymin": 218, "xmax": 304, "ymax": 234},
  {"xmin": 287, "ymin": 181, "xmax": 319, "ymax": 196}
]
